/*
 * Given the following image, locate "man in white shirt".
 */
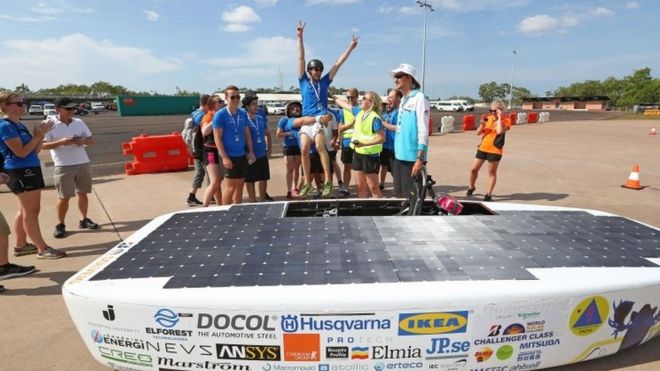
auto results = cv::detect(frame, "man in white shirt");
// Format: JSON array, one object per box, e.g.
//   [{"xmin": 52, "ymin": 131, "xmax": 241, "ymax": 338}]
[{"xmin": 42, "ymin": 97, "xmax": 98, "ymax": 238}]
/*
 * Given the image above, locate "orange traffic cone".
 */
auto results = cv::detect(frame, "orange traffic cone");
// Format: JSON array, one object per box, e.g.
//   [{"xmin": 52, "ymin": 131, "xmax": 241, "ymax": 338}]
[
  {"xmin": 621, "ymin": 165, "xmax": 644, "ymax": 190},
  {"xmin": 650, "ymin": 128, "xmax": 657, "ymax": 135}
]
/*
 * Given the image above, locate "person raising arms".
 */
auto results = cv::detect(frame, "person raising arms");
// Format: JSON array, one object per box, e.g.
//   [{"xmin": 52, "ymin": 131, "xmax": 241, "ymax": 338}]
[{"xmin": 296, "ymin": 20, "xmax": 358, "ymax": 198}]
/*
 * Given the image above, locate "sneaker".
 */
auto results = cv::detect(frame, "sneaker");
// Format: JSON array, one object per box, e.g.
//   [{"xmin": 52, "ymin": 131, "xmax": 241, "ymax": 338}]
[
  {"xmin": 264, "ymin": 193, "xmax": 274, "ymax": 202},
  {"xmin": 13, "ymin": 243, "xmax": 37, "ymax": 257},
  {"xmin": 286, "ymin": 191, "xmax": 293, "ymax": 199},
  {"xmin": 466, "ymin": 187, "xmax": 476, "ymax": 196},
  {"xmin": 299, "ymin": 184, "xmax": 314, "ymax": 198},
  {"xmin": 339, "ymin": 188, "xmax": 350, "ymax": 198},
  {"xmin": 0, "ymin": 263, "xmax": 36, "ymax": 280},
  {"xmin": 79, "ymin": 218, "xmax": 99, "ymax": 230},
  {"xmin": 186, "ymin": 194, "xmax": 202, "ymax": 206},
  {"xmin": 484, "ymin": 194, "xmax": 492, "ymax": 202},
  {"xmin": 379, "ymin": 183, "xmax": 385, "ymax": 191},
  {"xmin": 0, "ymin": 284, "xmax": 4, "ymax": 293},
  {"xmin": 291, "ymin": 188, "xmax": 300, "ymax": 197},
  {"xmin": 53, "ymin": 223, "xmax": 66, "ymax": 238},
  {"xmin": 322, "ymin": 181, "xmax": 333, "ymax": 198},
  {"xmin": 37, "ymin": 247, "xmax": 67, "ymax": 260}
]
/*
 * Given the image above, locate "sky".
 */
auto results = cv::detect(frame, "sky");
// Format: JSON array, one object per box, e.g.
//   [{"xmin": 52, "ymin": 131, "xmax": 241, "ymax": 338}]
[{"xmin": 0, "ymin": 0, "xmax": 658, "ymax": 99}]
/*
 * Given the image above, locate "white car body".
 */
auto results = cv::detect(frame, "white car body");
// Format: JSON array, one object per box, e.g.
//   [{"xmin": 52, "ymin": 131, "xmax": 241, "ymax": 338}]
[
  {"xmin": 451, "ymin": 100, "xmax": 474, "ymax": 111},
  {"xmin": 434, "ymin": 101, "xmax": 463, "ymax": 112},
  {"xmin": 267, "ymin": 103, "xmax": 286, "ymax": 115},
  {"xmin": 90, "ymin": 102, "xmax": 105, "ymax": 112},
  {"xmin": 28, "ymin": 104, "xmax": 44, "ymax": 116}
]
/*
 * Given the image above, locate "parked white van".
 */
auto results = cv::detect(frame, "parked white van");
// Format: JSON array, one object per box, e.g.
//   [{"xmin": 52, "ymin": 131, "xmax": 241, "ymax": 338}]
[
  {"xmin": 434, "ymin": 101, "xmax": 463, "ymax": 112},
  {"xmin": 451, "ymin": 100, "xmax": 474, "ymax": 111}
]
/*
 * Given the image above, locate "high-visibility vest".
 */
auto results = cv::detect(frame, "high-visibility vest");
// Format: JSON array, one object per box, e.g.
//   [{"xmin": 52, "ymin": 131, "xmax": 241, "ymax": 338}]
[
  {"xmin": 353, "ymin": 111, "xmax": 382, "ymax": 155},
  {"xmin": 342, "ymin": 108, "xmax": 355, "ymax": 139}
]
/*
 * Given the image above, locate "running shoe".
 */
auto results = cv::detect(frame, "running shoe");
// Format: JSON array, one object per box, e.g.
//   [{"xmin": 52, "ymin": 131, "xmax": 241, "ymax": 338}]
[
  {"xmin": 339, "ymin": 188, "xmax": 350, "ymax": 198},
  {"xmin": 466, "ymin": 187, "xmax": 476, "ymax": 196},
  {"xmin": 0, "ymin": 263, "xmax": 36, "ymax": 280},
  {"xmin": 37, "ymin": 247, "xmax": 67, "ymax": 260},
  {"xmin": 79, "ymin": 218, "xmax": 99, "ymax": 229},
  {"xmin": 286, "ymin": 191, "xmax": 293, "ymax": 199},
  {"xmin": 299, "ymin": 184, "xmax": 314, "ymax": 198},
  {"xmin": 322, "ymin": 181, "xmax": 333, "ymax": 198},
  {"xmin": 379, "ymin": 183, "xmax": 385, "ymax": 191},
  {"xmin": 53, "ymin": 223, "xmax": 66, "ymax": 238},
  {"xmin": 484, "ymin": 194, "xmax": 492, "ymax": 202},
  {"xmin": 264, "ymin": 193, "xmax": 274, "ymax": 202},
  {"xmin": 186, "ymin": 194, "xmax": 202, "ymax": 206},
  {"xmin": 13, "ymin": 243, "xmax": 37, "ymax": 257}
]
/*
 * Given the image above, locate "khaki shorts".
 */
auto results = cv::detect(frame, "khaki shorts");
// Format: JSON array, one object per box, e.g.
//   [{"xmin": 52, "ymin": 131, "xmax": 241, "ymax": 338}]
[
  {"xmin": 0, "ymin": 211, "xmax": 10, "ymax": 236},
  {"xmin": 299, "ymin": 122, "xmax": 324, "ymax": 140},
  {"xmin": 54, "ymin": 163, "xmax": 93, "ymax": 199}
]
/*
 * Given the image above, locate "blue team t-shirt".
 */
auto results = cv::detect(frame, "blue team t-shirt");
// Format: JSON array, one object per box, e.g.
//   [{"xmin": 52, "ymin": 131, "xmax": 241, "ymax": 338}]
[
  {"xmin": 381, "ymin": 109, "xmax": 398, "ymax": 150},
  {"xmin": 246, "ymin": 114, "xmax": 268, "ymax": 158},
  {"xmin": 278, "ymin": 117, "xmax": 299, "ymax": 148},
  {"xmin": 0, "ymin": 119, "xmax": 40, "ymax": 169},
  {"xmin": 299, "ymin": 73, "xmax": 332, "ymax": 116},
  {"xmin": 212, "ymin": 108, "xmax": 248, "ymax": 157}
]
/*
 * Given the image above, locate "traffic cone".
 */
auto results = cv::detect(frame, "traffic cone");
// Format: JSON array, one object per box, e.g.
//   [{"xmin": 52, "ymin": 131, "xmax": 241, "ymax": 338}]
[
  {"xmin": 650, "ymin": 128, "xmax": 657, "ymax": 135},
  {"xmin": 621, "ymin": 165, "xmax": 644, "ymax": 190}
]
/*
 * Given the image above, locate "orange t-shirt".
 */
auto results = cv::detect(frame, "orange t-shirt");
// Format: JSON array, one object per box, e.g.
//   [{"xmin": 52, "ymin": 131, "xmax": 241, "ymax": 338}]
[{"xmin": 478, "ymin": 114, "xmax": 512, "ymax": 155}]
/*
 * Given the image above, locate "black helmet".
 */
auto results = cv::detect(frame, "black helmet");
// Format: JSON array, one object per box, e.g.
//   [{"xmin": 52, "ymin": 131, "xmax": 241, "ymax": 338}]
[
  {"xmin": 307, "ymin": 59, "xmax": 324, "ymax": 71},
  {"xmin": 285, "ymin": 101, "xmax": 302, "ymax": 118}
]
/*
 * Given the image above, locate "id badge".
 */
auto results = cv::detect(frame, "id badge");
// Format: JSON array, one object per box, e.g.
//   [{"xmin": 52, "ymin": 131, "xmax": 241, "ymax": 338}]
[
  {"xmin": 256, "ymin": 137, "xmax": 262, "ymax": 144},
  {"xmin": 317, "ymin": 103, "xmax": 323, "ymax": 111},
  {"xmin": 234, "ymin": 135, "xmax": 240, "ymax": 142}
]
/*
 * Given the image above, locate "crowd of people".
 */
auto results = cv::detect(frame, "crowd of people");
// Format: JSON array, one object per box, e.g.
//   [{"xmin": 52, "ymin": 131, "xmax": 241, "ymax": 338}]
[{"xmin": 0, "ymin": 22, "xmax": 512, "ymax": 293}]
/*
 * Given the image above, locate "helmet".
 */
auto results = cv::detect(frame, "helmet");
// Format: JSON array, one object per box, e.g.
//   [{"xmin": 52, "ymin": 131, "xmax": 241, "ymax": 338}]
[
  {"xmin": 307, "ymin": 59, "xmax": 324, "ymax": 71},
  {"xmin": 285, "ymin": 101, "xmax": 302, "ymax": 118}
]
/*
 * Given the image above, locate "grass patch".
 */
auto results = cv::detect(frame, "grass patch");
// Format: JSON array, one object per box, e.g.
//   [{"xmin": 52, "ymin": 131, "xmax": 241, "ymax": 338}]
[{"xmin": 607, "ymin": 113, "xmax": 660, "ymax": 120}]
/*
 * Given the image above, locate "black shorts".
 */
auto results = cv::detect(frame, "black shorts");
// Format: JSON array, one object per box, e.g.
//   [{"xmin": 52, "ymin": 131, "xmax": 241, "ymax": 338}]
[
  {"xmin": 351, "ymin": 153, "xmax": 381, "ymax": 174},
  {"xmin": 284, "ymin": 146, "xmax": 301, "ymax": 156},
  {"xmin": 309, "ymin": 152, "xmax": 323, "ymax": 174},
  {"xmin": 328, "ymin": 150, "xmax": 337, "ymax": 164},
  {"xmin": 202, "ymin": 147, "xmax": 220, "ymax": 165},
  {"xmin": 341, "ymin": 145, "xmax": 354, "ymax": 165},
  {"xmin": 380, "ymin": 148, "xmax": 394, "ymax": 171},
  {"xmin": 245, "ymin": 156, "xmax": 270, "ymax": 183},
  {"xmin": 475, "ymin": 150, "xmax": 502, "ymax": 162},
  {"xmin": 223, "ymin": 156, "xmax": 248, "ymax": 179},
  {"xmin": 5, "ymin": 166, "xmax": 45, "ymax": 194}
]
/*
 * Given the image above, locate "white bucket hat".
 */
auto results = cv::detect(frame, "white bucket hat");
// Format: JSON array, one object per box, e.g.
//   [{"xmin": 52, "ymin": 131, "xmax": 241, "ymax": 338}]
[{"xmin": 390, "ymin": 63, "xmax": 420, "ymax": 86}]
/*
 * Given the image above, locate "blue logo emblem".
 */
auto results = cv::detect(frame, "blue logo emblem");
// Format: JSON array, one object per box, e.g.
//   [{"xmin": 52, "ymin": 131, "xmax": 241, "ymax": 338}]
[
  {"xmin": 90, "ymin": 329, "xmax": 104, "ymax": 343},
  {"xmin": 281, "ymin": 314, "xmax": 298, "ymax": 332},
  {"xmin": 154, "ymin": 308, "xmax": 179, "ymax": 328}
]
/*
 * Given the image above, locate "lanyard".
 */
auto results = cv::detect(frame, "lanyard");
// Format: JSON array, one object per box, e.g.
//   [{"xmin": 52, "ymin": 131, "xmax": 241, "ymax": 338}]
[
  {"xmin": 227, "ymin": 109, "xmax": 240, "ymax": 137},
  {"xmin": 310, "ymin": 79, "xmax": 322, "ymax": 104},
  {"xmin": 247, "ymin": 115, "xmax": 260, "ymax": 138}
]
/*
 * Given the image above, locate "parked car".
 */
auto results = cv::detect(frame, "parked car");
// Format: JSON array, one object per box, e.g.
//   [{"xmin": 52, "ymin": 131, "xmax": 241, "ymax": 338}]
[
  {"xmin": 267, "ymin": 103, "xmax": 286, "ymax": 115},
  {"xmin": 90, "ymin": 102, "xmax": 105, "ymax": 113},
  {"xmin": 435, "ymin": 101, "xmax": 463, "ymax": 112},
  {"xmin": 74, "ymin": 107, "xmax": 89, "ymax": 115},
  {"xmin": 43, "ymin": 103, "xmax": 57, "ymax": 117},
  {"xmin": 28, "ymin": 104, "xmax": 44, "ymax": 117},
  {"xmin": 451, "ymin": 100, "xmax": 474, "ymax": 111}
]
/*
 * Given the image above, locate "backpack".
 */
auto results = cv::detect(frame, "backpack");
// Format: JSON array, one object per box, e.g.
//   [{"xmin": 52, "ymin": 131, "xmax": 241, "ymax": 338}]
[{"xmin": 181, "ymin": 113, "xmax": 204, "ymax": 159}]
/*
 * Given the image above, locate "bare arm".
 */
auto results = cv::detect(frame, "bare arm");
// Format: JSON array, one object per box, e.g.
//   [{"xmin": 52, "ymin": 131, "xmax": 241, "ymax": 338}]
[
  {"xmin": 293, "ymin": 116, "xmax": 319, "ymax": 128},
  {"xmin": 213, "ymin": 127, "xmax": 228, "ymax": 158},
  {"xmin": 381, "ymin": 120, "xmax": 397, "ymax": 132},
  {"xmin": 5, "ymin": 121, "xmax": 52, "ymax": 157},
  {"xmin": 244, "ymin": 126, "xmax": 254, "ymax": 157},
  {"xmin": 332, "ymin": 95, "xmax": 353, "ymax": 111},
  {"xmin": 297, "ymin": 21, "xmax": 306, "ymax": 80},
  {"xmin": 266, "ymin": 129, "xmax": 272, "ymax": 157},
  {"xmin": 328, "ymin": 34, "xmax": 358, "ymax": 81},
  {"xmin": 202, "ymin": 121, "xmax": 214, "ymax": 136}
]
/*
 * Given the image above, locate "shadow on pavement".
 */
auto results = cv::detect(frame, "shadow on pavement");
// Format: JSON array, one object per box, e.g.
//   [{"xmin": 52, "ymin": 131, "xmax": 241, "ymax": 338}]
[
  {"xmin": 492, "ymin": 192, "xmax": 569, "ymax": 202},
  {"xmin": 1, "ymin": 270, "xmax": 77, "ymax": 296}
]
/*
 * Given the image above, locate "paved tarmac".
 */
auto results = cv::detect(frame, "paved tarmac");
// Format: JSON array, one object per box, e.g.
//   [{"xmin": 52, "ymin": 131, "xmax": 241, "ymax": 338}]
[{"xmin": 0, "ymin": 116, "xmax": 659, "ymax": 370}]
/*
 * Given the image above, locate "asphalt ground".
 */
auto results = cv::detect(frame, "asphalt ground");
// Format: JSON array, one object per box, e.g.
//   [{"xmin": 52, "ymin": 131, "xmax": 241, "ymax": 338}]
[{"xmin": 2, "ymin": 112, "xmax": 658, "ymax": 371}]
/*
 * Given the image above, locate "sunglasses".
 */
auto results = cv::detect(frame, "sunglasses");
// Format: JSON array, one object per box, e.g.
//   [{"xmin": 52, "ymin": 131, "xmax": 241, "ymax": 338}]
[
  {"xmin": 346, "ymin": 95, "xmax": 356, "ymax": 99},
  {"xmin": 394, "ymin": 73, "xmax": 408, "ymax": 79},
  {"xmin": 63, "ymin": 107, "xmax": 76, "ymax": 111},
  {"xmin": 362, "ymin": 97, "xmax": 372, "ymax": 102},
  {"xmin": 7, "ymin": 101, "xmax": 25, "ymax": 107},
  {"xmin": 309, "ymin": 67, "xmax": 323, "ymax": 72},
  {"xmin": 229, "ymin": 95, "xmax": 241, "ymax": 100}
]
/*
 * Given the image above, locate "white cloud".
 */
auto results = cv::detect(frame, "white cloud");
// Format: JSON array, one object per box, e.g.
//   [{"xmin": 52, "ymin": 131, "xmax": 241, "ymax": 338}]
[
  {"xmin": 590, "ymin": 7, "xmax": 614, "ymax": 17},
  {"xmin": 31, "ymin": 1, "xmax": 93, "ymax": 15},
  {"xmin": 377, "ymin": 5, "xmax": 397, "ymax": 13},
  {"xmin": 519, "ymin": 6, "xmax": 614, "ymax": 36},
  {"xmin": 222, "ymin": 5, "xmax": 261, "ymax": 32},
  {"xmin": 0, "ymin": 34, "xmax": 181, "ymax": 90},
  {"xmin": 0, "ymin": 14, "xmax": 55, "ymax": 22},
  {"xmin": 255, "ymin": 0, "xmax": 278, "ymax": 6},
  {"xmin": 436, "ymin": 0, "xmax": 529, "ymax": 12},
  {"xmin": 207, "ymin": 36, "xmax": 297, "ymax": 68},
  {"xmin": 626, "ymin": 2, "xmax": 640, "ymax": 9},
  {"xmin": 306, "ymin": 0, "xmax": 361, "ymax": 5},
  {"xmin": 144, "ymin": 10, "xmax": 160, "ymax": 22}
]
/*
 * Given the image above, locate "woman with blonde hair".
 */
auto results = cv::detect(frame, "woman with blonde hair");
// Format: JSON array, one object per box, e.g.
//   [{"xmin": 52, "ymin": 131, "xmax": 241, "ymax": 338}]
[
  {"xmin": 0, "ymin": 93, "xmax": 66, "ymax": 259},
  {"xmin": 200, "ymin": 95, "xmax": 224, "ymax": 206},
  {"xmin": 349, "ymin": 91, "xmax": 385, "ymax": 198},
  {"xmin": 467, "ymin": 99, "xmax": 512, "ymax": 202}
]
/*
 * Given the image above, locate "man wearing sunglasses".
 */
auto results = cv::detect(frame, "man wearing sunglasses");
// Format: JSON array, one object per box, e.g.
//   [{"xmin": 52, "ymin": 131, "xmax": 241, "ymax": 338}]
[
  {"xmin": 295, "ymin": 20, "xmax": 358, "ymax": 198},
  {"xmin": 42, "ymin": 97, "xmax": 98, "ymax": 239}
]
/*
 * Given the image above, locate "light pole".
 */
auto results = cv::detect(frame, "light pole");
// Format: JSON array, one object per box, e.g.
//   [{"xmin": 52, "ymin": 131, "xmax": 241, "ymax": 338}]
[
  {"xmin": 417, "ymin": 0, "xmax": 434, "ymax": 93},
  {"xmin": 508, "ymin": 49, "xmax": 517, "ymax": 109}
]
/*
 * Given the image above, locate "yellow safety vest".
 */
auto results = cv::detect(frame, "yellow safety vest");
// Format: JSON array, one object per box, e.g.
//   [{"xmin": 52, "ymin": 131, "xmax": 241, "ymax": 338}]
[
  {"xmin": 342, "ymin": 108, "xmax": 355, "ymax": 139},
  {"xmin": 353, "ymin": 111, "xmax": 382, "ymax": 155}
]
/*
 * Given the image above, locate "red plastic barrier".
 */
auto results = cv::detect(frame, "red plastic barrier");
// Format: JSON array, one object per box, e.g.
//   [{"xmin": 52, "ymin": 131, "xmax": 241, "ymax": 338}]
[
  {"xmin": 429, "ymin": 117, "xmax": 434, "ymax": 135},
  {"xmin": 509, "ymin": 112, "xmax": 517, "ymax": 125},
  {"xmin": 122, "ymin": 132, "xmax": 189, "ymax": 175},
  {"xmin": 527, "ymin": 112, "xmax": 538, "ymax": 124},
  {"xmin": 462, "ymin": 115, "xmax": 476, "ymax": 130}
]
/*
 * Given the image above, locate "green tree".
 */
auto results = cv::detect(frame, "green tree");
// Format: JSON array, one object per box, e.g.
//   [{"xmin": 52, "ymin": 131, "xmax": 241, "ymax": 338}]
[
  {"xmin": 478, "ymin": 81, "xmax": 501, "ymax": 102},
  {"xmin": 15, "ymin": 83, "xmax": 30, "ymax": 93}
]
